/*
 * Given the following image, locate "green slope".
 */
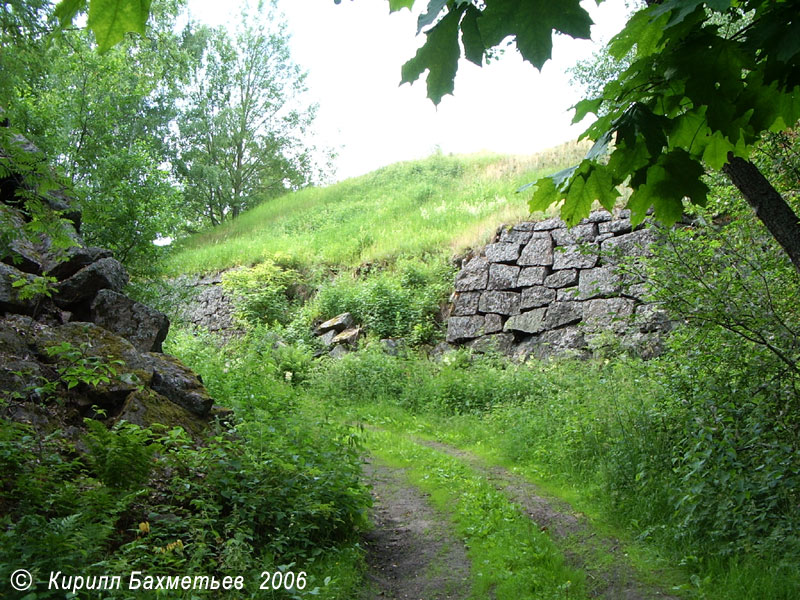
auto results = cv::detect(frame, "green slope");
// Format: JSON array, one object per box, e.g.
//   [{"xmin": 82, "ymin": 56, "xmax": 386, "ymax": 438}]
[{"xmin": 161, "ymin": 143, "xmax": 587, "ymax": 276}]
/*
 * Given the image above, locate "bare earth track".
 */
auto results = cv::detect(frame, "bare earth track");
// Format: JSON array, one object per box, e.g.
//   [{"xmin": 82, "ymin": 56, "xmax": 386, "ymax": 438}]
[
  {"xmin": 359, "ymin": 424, "xmax": 682, "ymax": 600},
  {"xmin": 359, "ymin": 457, "xmax": 471, "ymax": 600}
]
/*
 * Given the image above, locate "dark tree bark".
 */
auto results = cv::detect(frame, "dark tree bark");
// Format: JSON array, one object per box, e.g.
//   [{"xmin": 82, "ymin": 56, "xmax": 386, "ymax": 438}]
[{"xmin": 722, "ymin": 153, "xmax": 800, "ymax": 273}]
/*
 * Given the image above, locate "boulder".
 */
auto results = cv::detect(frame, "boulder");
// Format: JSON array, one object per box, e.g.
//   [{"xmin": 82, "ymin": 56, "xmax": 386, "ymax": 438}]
[
  {"xmin": 498, "ymin": 228, "xmax": 533, "ymax": 245},
  {"xmin": 487, "ymin": 263, "xmax": 520, "ymax": 290},
  {"xmin": 319, "ymin": 329, "xmax": 338, "ymax": 347},
  {"xmin": 533, "ymin": 217, "xmax": 566, "ymax": 231},
  {"xmin": 483, "ymin": 313, "xmax": 503, "ymax": 334},
  {"xmin": 54, "ymin": 257, "xmax": 128, "ymax": 307},
  {"xmin": 518, "ymin": 233, "xmax": 554, "ymax": 266},
  {"xmin": 466, "ymin": 333, "xmax": 515, "ymax": 355},
  {"xmin": 452, "ymin": 291, "xmax": 481, "ymax": 316},
  {"xmin": 544, "ymin": 269, "xmax": 578, "ymax": 289},
  {"xmin": 332, "ymin": 327, "xmax": 361, "ymax": 346},
  {"xmin": 447, "ymin": 315, "xmax": 487, "ymax": 342},
  {"xmin": 582, "ymin": 297, "xmax": 635, "ymax": 333},
  {"xmin": 454, "ymin": 256, "xmax": 489, "ymax": 291},
  {"xmin": 316, "ymin": 312, "xmax": 355, "ymax": 334},
  {"xmin": 115, "ymin": 388, "xmax": 207, "ymax": 438},
  {"xmin": 0, "ymin": 263, "xmax": 38, "ymax": 315},
  {"xmin": 600, "ymin": 228, "xmax": 657, "ymax": 263},
  {"xmin": 552, "ymin": 244, "xmax": 599, "ymax": 270},
  {"xmin": 517, "ymin": 266, "xmax": 547, "ymax": 287},
  {"xmin": 485, "ymin": 242, "xmax": 522, "ymax": 263},
  {"xmin": 577, "ymin": 266, "xmax": 622, "ymax": 299},
  {"xmin": 478, "ymin": 291, "xmax": 520, "ymax": 316},
  {"xmin": 551, "ymin": 223, "xmax": 598, "ymax": 245},
  {"xmin": 504, "ymin": 308, "xmax": 546, "ymax": 334},
  {"xmin": 45, "ymin": 246, "xmax": 112, "ymax": 281},
  {"xmin": 520, "ymin": 286, "xmax": 556, "ymax": 309},
  {"xmin": 141, "ymin": 353, "xmax": 214, "ymax": 417},
  {"xmin": 544, "ymin": 301, "xmax": 583, "ymax": 330},
  {"xmin": 91, "ymin": 289, "xmax": 169, "ymax": 353}
]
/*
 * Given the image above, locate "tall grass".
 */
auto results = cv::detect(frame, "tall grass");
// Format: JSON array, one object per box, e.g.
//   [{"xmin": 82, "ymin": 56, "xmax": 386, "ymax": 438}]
[{"xmin": 160, "ymin": 143, "xmax": 588, "ymax": 275}]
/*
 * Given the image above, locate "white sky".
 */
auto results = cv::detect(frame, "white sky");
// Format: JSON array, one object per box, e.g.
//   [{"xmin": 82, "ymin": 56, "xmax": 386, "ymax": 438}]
[{"xmin": 185, "ymin": 0, "xmax": 630, "ymax": 181}]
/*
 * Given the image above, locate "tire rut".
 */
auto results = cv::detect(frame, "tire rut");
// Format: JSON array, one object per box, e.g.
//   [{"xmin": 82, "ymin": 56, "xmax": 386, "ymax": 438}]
[
  {"xmin": 414, "ymin": 437, "xmax": 681, "ymax": 600},
  {"xmin": 359, "ymin": 456, "xmax": 471, "ymax": 600}
]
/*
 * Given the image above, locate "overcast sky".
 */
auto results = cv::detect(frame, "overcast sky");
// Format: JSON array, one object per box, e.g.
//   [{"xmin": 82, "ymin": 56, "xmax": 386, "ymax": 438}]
[{"xmin": 186, "ymin": 0, "xmax": 630, "ymax": 180}]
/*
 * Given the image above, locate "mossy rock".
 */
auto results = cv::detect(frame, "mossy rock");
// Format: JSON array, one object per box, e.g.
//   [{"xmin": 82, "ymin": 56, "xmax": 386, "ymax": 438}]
[{"xmin": 115, "ymin": 388, "xmax": 207, "ymax": 439}]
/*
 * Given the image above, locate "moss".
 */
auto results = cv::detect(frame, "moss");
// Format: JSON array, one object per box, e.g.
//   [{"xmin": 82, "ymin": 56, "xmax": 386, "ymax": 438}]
[{"xmin": 115, "ymin": 388, "xmax": 207, "ymax": 439}]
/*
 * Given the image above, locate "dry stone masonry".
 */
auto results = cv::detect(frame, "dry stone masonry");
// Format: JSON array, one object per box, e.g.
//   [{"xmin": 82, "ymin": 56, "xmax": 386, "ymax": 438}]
[{"xmin": 447, "ymin": 210, "xmax": 672, "ymax": 359}]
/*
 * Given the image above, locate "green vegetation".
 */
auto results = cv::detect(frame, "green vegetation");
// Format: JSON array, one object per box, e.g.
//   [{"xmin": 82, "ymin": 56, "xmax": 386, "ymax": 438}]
[{"xmin": 160, "ymin": 147, "xmax": 583, "ymax": 275}]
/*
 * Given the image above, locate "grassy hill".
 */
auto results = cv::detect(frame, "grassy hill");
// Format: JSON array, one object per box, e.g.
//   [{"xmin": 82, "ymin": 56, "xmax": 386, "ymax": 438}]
[{"xmin": 160, "ymin": 142, "xmax": 588, "ymax": 276}]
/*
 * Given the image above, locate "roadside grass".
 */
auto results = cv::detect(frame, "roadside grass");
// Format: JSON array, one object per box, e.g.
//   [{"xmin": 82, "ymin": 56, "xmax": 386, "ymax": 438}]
[
  {"xmin": 308, "ymin": 348, "xmax": 800, "ymax": 600},
  {"xmin": 366, "ymin": 427, "xmax": 585, "ymax": 600},
  {"xmin": 160, "ymin": 143, "xmax": 587, "ymax": 276}
]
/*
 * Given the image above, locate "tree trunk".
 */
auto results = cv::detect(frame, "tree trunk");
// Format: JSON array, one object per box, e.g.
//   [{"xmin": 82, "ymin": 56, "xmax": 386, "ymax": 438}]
[{"xmin": 722, "ymin": 153, "xmax": 800, "ymax": 273}]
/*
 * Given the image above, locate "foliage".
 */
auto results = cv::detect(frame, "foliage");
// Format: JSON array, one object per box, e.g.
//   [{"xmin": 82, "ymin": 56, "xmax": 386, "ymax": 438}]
[
  {"xmin": 54, "ymin": 0, "xmax": 153, "ymax": 52},
  {"xmin": 172, "ymin": 4, "xmax": 324, "ymax": 228},
  {"xmin": 313, "ymin": 256, "xmax": 454, "ymax": 343},
  {"xmin": 1, "ymin": 0, "xmax": 190, "ymax": 274},
  {"xmin": 222, "ymin": 259, "xmax": 302, "ymax": 327},
  {"xmin": 390, "ymin": 1, "xmax": 800, "ymax": 234}
]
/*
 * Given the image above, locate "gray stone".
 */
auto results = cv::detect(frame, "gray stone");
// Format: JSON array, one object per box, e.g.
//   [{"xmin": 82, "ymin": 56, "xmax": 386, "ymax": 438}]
[
  {"xmin": 485, "ymin": 242, "xmax": 522, "ymax": 263},
  {"xmin": 483, "ymin": 313, "xmax": 504, "ymax": 334},
  {"xmin": 316, "ymin": 312, "xmax": 355, "ymax": 334},
  {"xmin": 552, "ymin": 244, "xmax": 599, "ymax": 270},
  {"xmin": 332, "ymin": 327, "xmax": 361, "ymax": 346},
  {"xmin": 551, "ymin": 223, "xmax": 598, "ymax": 246},
  {"xmin": 55, "ymin": 257, "xmax": 128, "ymax": 306},
  {"xmin": 517, "ymin": 266, "xmax": 547, "ymax": 287},
  {"xmin": 600, "ymin": 228, "xmax": 657, "ymax": 263},
  {"xmin": 0, "ymin": 263, "xmax": 38, "ymax": 315},
  {"xmin": 452, "ymin": 291, "xmax": 481, "ymax": 316},
  {"xmin": 533, "ymin": 217, "xmax": 566, "ymax": 231},
  {"xmin": 520, "ymin": 286, "xmax": 556, "ymax": 309},
  {"xmin": 582, "ymin": 297, "xmax": 635, "ymax": 333},
  {"xmin": 140, "ymin": 352, "xmax": 214, "ymax": 417},
  {"xmin": 512, "ymin": 222, "xmax": 536, "ymax": 232},
  {"xmin": 556, "ymin": 287, "xmax": 579, "ymax": 301},
  {"xmin": 329, "ymin": 345, "xmax": 349, "ymax": 359},
  {"xmin": 532, "ymin": 326, "xmax": 586, "ymax": 359},
  {"xmin": 45, "ymin": 246, "xmax": 112, "ymax": 281},
  {"xmin": 544, "ymin": 301, "xmax": 583, "ymax": 329},
  {"xmin": 577, "ymin": 266, "xmax": 622, "ymax": 299},
  {"xmin": 583, "ymin": 210, "xmax": 613, "ymax": 223},
  {"xmin": 544, "ymin": 269, "xmax": 578, "ymax": 289},
  {"xmin": 454, "ymin": 256, "xmax": 489, "ymax": 291},
  {"xmin": 478, "ymin": 291, "xmax": 520, "ymax": 316},
  {"xmin": 518, "ymin": 233, "xmax": 554, "ymax": 266},
  {"xmin": 504, "ymin": 308, "xmax": 546, "ymax": 334},
  {"xmin": 634, "ymin": 304, "xmax": 673, "ymax": 333},
  {"xmin": 90, "ymin": 289, "xmax": 169, "ymax": 353},
  {"xmin": 319, "ymin": 330, "xmax": 337, "ymax": 347},
  {"xmin": 447, "ymin": 315, "xmax": 487, "ymax": 342},
  {"xmin": 498, "ymin": 229, "xmax": 533, "ymax": 244},
  {"xmin": 599, "ymin": 218, "xmax": 632, "ymax": 235},
  {"xmin": 466, "ymin": 333, "xmax": 515, "ymax": 355},
  {"xmin": 487, "ymin": 263, "xmax": 520, "ymax": 290},
  {"xmin": 380, "ymin": 338, "xmax": 406, "ymax": 356}
]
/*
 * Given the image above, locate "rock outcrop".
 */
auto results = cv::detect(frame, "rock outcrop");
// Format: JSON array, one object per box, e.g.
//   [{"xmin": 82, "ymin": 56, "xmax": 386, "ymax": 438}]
[
  {"xmin": 1, "ymin": 127, "xmax": 220, "ymax": 438},
  {"xmin": 446, "ymin": 210, "xmax": 674, "ymax": 359}
]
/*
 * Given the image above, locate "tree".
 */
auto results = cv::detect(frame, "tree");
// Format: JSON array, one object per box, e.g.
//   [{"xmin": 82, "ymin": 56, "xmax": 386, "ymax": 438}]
[
  {"xmin": 1, "ymin": 0, "xmax": 191, "ymax": 272},
  {"xmin": 387, "ymin": 0, "xmax": 800, "ymax": 272},
  {"xmin": 172, "ymin": 5, "xmax": 322, "ymax": 228}
]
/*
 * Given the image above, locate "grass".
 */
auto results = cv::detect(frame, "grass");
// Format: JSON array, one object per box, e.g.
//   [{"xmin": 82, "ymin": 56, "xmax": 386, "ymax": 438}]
[
  {"xmin": 160, "ymin": 143, "xmax": 588, "ymax": 276},
  {"xmin": 366, "ymin": 427, "xmax": 585, "ymax": 600}
]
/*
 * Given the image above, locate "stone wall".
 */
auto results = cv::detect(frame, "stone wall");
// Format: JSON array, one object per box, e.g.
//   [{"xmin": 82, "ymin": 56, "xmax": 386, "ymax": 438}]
[
  {"xmin": 173, "ymin": 272, "xmax": 237, "ymax": 334},
  {"xmin": 446, "ymin": 210, "xmax": 672, "ymax": 359}
]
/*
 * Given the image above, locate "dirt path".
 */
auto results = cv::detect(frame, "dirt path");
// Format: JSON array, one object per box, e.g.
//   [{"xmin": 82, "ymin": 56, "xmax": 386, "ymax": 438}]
[
  {"xmin": 359, "ymin": 457, "xmax": 471, "ymax": 600},
  {"xmin": 415, "ymin": 437, "xmax": 681, "ymax": 600}
]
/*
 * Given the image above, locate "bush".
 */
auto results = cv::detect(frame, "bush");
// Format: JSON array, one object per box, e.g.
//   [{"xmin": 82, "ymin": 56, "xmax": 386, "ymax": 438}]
[{"xmin": 222, "ymin": 259, "xmax": 301, "ymax": 327}]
